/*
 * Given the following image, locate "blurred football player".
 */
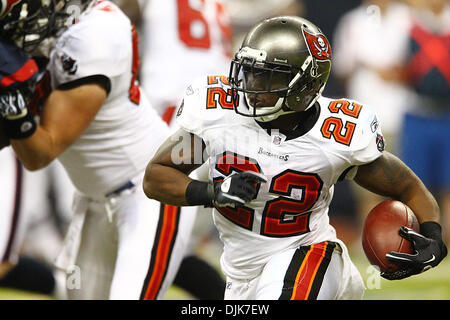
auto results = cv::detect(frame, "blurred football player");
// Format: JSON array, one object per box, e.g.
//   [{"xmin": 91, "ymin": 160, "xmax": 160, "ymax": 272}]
[
  {"xmin": 0, "ymin": 37, "xmax": 57, "ymax": 296},
  {"xmin": 399, "ymin": 0, "xmax": 450, "ymax": 244},
  {"xmin": 143, "ymin": 16, "xmax": 447, "ymax": 299},
  {"xmin": 0, "ymin": 0, "xmax": 196, "ymax": 299},
  {"xmin": 137, "ymin": 0, "xmax": 232, "ymax": 126},
  {"xmin": 112, "ymin": 0, "xmax": 232, "ymax": 299},
  {"xmin": 138, "ymin": 0, "xmax": 232, "ymax": 298}
]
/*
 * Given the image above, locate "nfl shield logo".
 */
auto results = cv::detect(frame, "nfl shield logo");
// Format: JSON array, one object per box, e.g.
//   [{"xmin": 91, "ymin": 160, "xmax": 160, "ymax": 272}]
[{"xmin": 273, "ymin": 135, "xmax": 282, "ymax": 145}]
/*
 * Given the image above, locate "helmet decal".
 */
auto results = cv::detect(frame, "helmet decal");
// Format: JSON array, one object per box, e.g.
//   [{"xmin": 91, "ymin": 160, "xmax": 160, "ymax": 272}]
[
  {"xmin": 0, "ymin": 0, "xmax": 21, "ymax": 18},
  {"xmin": 302, "ymin": 28, "xmax": 332, "ymax": 61}
]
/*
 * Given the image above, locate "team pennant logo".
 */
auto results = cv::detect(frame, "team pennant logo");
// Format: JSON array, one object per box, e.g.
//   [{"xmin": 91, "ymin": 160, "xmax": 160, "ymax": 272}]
[{"xmin": 303, "ymin": 29, "xmax": 332, "ymax": 61}]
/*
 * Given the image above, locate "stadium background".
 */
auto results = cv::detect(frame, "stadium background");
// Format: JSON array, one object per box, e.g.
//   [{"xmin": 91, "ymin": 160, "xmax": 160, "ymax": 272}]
[{"xmin": 1, "ymin": 0, "xmax": 449, "ymax": 300}]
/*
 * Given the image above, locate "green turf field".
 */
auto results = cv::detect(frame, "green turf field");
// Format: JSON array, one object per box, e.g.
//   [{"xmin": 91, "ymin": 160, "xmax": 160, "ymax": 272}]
[
  {"xmin": 0, "ymin": 288, "xmax": 52, "ymax": 300},
  {"xmin": 355, "ymin": 251, "xmax": 450, "ymax": 300},
  {"xmin": 1, "ymin": 251, "xmax": 449, "ymax": 300},
  {"xmin": 162, "ymin": 253, "xmax": 450, "ymax": 300}
]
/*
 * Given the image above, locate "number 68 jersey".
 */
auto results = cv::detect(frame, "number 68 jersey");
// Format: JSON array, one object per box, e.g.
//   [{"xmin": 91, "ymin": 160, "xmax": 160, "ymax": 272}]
[
  {"xmin": 177, "ymin": 76, "xmax": 385, "ymax": 280},
  {"xmin": 45, "ymin": 1, "xmax": 171, "ymax": 198}
]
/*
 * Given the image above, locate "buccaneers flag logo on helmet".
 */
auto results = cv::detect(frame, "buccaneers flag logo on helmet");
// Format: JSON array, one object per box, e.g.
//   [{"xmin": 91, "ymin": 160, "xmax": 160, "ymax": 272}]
[
  {"xmin": 303, "ymin": 28, "xmax": 332, "ymax": 61},
  {"xmin": 0, "ymin": 0, "xmax": 21, "ymax": 18}
]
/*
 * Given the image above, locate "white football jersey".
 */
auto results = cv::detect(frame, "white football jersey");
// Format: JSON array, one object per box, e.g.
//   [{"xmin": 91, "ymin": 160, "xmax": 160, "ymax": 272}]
[
  {"xmin": 48, "ymin": 1, "xmax": 170, "ymax": 198},
  {"xmin": 177, "ymin": 76, "xmax": 385, "ymax": 280},
  {"xmin": 138, "ymin": 0, "xmax": 232, "ymax": 116}
]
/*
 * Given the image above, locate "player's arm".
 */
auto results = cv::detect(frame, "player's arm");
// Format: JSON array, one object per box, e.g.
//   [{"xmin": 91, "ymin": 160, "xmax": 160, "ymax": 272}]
[
  {"xmin": 354, "ymin": 151, "xmax": 440, "ymax": 224},
  {"xmin": 6, "ymin": 84, "xmax": 106, "ymax": 171},
  {"xmin": 143, "ymin": 129, "xmax": 205, "ymax": 206},
  {"xmin": 143, "ymin": 128, "xmax": 267, "ymax": 207},
  {"xmin": 355, "ymin": 151, "xmax": 447, "ymax": 279}
]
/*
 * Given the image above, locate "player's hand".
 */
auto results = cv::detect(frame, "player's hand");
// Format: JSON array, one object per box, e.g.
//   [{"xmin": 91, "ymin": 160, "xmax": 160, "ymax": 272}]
[
  {"xmin": 0, "ymin": 87, "xmax": 36, "ymax": 139},
  {"xmin": 0, "ymin": 89, "xmax": 29, "ymax": 120},
  {"xmin": 381, "ymin": 223, "xmax": 447, "ymax": 280},
  {"xmin": 212, "ymin": 171, "xmax": 267, "ymax": 208}
]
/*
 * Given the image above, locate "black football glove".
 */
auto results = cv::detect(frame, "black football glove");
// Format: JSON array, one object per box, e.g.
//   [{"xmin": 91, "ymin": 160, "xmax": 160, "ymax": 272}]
[
  {"xmin": 0, "ymin": 38, "xmax": 39, "ymax": 140},
  {"xmin": 381, "ymin": 222, "xmax": 447, "ymax": 280},
  {"xmin": 0, "ymin": 88, "xmax": 36, "ymax": 139},
  {"xmin": 211, "ymin": 171, "xmax": 267, "ymax": 208},
  {"xmin": 0, "ymin": 88, "xmax": 29, "ymax": 119}
]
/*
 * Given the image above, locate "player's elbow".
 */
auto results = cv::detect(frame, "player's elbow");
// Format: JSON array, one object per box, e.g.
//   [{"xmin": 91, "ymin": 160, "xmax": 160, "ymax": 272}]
[
  {"xmin": 142, "ymin": 161, "xmax": 160, "ymax": 200},
  {"xmin": 21, "ymin": 157, "xmax": 51, "ymax": 171}
]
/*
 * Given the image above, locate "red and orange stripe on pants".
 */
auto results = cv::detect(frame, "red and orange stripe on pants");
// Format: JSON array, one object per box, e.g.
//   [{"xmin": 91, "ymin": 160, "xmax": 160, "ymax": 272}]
[
  {"xmin": 140, "ymin": 204, "xmax": 180, "ymax": 300},
  {"xmin": 279, "ymin": 241, "xmax": 336, "ymax": 300}
]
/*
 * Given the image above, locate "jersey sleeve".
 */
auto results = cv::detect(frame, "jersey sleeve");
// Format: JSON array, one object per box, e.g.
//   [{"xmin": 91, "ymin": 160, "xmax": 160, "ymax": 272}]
[
  {"xmin": 349, "ymin": 101, "xmax": 386, "ymax": 166},
  {"xmin": 49, "ymin": 11, "xmax": 130, "ymax": 92},
  {"xmin": 175, "ymin": 77, "xmax": 209, "ymax": 137}
]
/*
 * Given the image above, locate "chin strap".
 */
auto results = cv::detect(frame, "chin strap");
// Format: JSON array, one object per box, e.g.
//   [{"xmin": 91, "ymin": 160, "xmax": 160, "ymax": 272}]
[
  {"xmin": 254, "ymin": 88, "xmax": 323, "ymax": 123},
  {"xmin": 254, "ymin": 107, "xmax": 296, "ymax": 122}
]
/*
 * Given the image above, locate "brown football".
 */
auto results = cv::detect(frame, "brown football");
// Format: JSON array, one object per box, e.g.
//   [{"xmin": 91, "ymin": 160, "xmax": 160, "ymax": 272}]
[{"xmin": 362, "ymin": 200, "xmax": 420, "ymax": 273}]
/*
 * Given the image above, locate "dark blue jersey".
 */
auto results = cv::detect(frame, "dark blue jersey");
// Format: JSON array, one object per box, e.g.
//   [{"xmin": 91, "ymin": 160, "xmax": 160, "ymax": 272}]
[{"xmin": 0, "ymin": 37, "xmax": 38, "ymax": 91}]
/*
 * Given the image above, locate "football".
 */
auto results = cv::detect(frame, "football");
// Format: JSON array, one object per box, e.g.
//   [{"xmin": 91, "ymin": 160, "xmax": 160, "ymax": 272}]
[{"xmin": 362, "ymin": 200, "xmax": 420, "ymax": 273}]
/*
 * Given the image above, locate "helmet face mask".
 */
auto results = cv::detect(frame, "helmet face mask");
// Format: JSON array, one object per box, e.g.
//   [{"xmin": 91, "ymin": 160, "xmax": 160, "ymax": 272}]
[
  {"xmin": 2, "ymin": 1, "xmax": 60, "ymax": 53},
  {"xmin": 0, "ymin": 0, "xmax": 92, "ymax": 54},
  {"xmin": 1, "ymin": 0, "xmax": 55, "ymax": 53},
  {"xmin": 229, "ymin": 49, "xmax": 294, "ymax": 119},
  {"xmin": 229, "ymin": 16, "xmax": 332, "ymax": 122}
]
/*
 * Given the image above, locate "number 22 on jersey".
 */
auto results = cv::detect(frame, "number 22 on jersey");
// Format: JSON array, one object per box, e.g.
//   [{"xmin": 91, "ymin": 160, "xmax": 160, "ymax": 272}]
[
  {"xmin": 321, "ymin": 100, "xmax": 362, "ymax": 146},
  {"xmin": 214, "ymin": 152, "xmax": 323, "ymax": 238}
]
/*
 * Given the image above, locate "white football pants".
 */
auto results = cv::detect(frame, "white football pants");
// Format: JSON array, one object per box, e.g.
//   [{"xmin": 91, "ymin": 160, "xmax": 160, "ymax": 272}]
[{"xmin": 56, "ymin": 181, "xmax": 197, "ymax": 300}]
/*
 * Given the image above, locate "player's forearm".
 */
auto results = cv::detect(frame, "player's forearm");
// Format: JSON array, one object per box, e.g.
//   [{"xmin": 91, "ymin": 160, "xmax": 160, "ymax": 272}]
[
  {"xmin": 143, "ymin": 162, "xmax": 193, "ymax": 206},
  {"xmin": 11, "ymin": 126, "xmax": 57, "ymax": 171},
  {"xmin": 379, "ymin": 163, "xmax": 441, "ymax": 224},
  {"xmin": 395, "ymin": 176, "xmax": 440, "ymax": 224},
  {"xmin": 355, "ymin": 152, "xmax": 441, "ymax": 224}
]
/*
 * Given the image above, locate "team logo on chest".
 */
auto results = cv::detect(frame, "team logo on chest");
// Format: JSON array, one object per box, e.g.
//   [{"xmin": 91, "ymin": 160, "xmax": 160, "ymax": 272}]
[{"xmin": 257, "ymin": 147, "xmax": 290, "ymax": 162}]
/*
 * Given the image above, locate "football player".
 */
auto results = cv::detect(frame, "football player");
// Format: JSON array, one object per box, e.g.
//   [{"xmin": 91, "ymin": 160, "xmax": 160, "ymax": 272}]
[
  {"xmin": 118, "ymin": 0, "xmax": 233, "ymax": 299},
  {"xmin": 0, "ymin": 0, "xmax": 197, "ymax": 299},
  {"xmin": 0, "ymin": 35, "xmax": 63, "ymax": 296},
  {"xmin": 137, "ymin": 0, "xmax": 232, "ymax": 126},
  {"xmin": 143, "ymin": 16, "xmax": 448, "ymax": 299}
]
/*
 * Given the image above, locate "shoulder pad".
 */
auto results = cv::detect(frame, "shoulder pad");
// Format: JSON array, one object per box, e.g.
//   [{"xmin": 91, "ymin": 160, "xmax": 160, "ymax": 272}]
[
  {"xmin": 176, "ymin": 75, "xmax": 243, "ymax": 136},
  {"xmin": 318, "ymin": 97, "xmax": 385, "ymax": 164}
]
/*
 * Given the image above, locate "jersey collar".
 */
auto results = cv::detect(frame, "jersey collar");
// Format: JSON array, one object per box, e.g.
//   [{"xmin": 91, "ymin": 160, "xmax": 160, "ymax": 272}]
[{"xmin": 254, "ymin": 102, "xmax": 321, "ymax": 141}]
